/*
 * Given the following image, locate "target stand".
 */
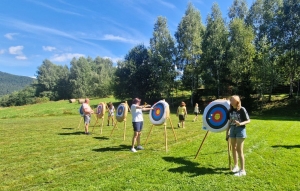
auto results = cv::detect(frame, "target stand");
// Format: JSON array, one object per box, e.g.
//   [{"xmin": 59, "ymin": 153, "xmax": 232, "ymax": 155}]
[
  {"xmin": 92, "ymin": 102, "xmax": 106, "ymax": 134},
  {"xmin": 194, "ymin": 99, "xmax": 232, "ymax": 170},
  {"xmin": 110, "ymin": 103, "xmax": 128, "ymax": 140},
  {"xmin": 145, "ymin": 100, "xmax": 177, "ymax": 152}
]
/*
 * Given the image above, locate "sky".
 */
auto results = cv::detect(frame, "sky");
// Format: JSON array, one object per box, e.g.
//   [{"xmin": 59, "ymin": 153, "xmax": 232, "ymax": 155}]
[{"xmin": 0, "ymin": 0, "xmax": 254, "ymax": 77}]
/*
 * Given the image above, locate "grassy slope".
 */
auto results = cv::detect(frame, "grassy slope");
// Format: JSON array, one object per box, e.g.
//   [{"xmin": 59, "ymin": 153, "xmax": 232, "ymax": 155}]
[{"xmin": 0, "ymin": 98, "xmax": 300, "ymax": 190}]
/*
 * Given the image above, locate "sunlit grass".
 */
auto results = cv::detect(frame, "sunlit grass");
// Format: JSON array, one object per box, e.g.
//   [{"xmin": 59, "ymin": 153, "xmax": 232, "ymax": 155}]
[{"xmin": 0, "ymin": 100, "xmax": 300, "ymax": 190}]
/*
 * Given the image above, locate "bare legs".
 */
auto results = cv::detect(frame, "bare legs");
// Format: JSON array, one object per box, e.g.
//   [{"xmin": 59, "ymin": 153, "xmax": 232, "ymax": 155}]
[
  {"xmin": 230, "ymin": 138, "xmax": 245, "ymax": 170},
  {"xmin": 131, "ymin": 131, "xmax": 141, "ymax": 148}
]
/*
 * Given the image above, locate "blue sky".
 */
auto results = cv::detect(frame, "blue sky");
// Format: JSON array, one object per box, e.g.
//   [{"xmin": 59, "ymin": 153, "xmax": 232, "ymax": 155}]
[{"xmin": 0, "ymin": 0, "xmax": 253, "ymax": 77}]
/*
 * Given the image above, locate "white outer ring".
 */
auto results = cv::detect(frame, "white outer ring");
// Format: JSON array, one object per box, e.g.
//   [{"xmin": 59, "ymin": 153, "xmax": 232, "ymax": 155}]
[
  {"xmin": 202, "ymin": 99, "xmax": 230, "ymax": 133},
  {"xmin": 149, "ymin": 100, "xmax": 169, "ymax": 125}
]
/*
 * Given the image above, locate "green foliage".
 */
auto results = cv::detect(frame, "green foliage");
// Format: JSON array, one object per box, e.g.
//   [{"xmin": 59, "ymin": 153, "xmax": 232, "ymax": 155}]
[
  {"xmin": 114, "ymin": 44, "xmax": 151, "ymax": 100},
  {"xmin": 201, "ymin": 3, "xmax": 229, "ymax": 98},
  {"xmin": 149, "ymin": 16, "xmax": 176, "ymax": 99},
  {"xmin": 0, "ymin": 71, "xmax": 35, "ymax": 97},
  {"xmin": 228, "ymin": 0, "xmax": 249, "ymax": 19}
]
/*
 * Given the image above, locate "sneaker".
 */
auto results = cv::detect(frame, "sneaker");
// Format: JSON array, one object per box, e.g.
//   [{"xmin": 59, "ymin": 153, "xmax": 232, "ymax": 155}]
[
  {"xmin": 130, "ymin": 148, "xmax": 137, "ymax": 152},
  {"xmin": 232, "ymin": 166, "xmax": 240, "ymax": 173},
  {"xmin": 85, "ymin": 132, "xmax": 91, "ymax": 135},
  {"xmin": 136, "ymin": 145, "xmax": 144, "ymax": 150},
  {"xmin": 234, "ymin": 170, "xmax": 246, "ymax": 176},
  {"xmin": 107, "ymin": 124, "xmax": 109, "ymax": 126}
]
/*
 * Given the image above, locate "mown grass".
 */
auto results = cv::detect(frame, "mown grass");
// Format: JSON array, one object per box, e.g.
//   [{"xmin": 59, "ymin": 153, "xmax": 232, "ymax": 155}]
[{"xmin": 0, "ymin": 99, "xmax": 300, "ymax": 190}]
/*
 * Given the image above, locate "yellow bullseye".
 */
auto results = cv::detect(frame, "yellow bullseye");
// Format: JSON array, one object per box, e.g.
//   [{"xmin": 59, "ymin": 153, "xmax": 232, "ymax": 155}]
[
  {"xmin": 156, "ymin": 109, "xmax": 160, "ymax": 115},
  {"xmin": 214, "ymin": 113, "xmax": 220, "ymax": 120}
]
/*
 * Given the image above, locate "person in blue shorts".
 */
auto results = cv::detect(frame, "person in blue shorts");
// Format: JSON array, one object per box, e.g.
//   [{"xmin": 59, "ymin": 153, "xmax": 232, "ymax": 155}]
[
  {"xmin": 130, "ymin": 98, "xmax": 153, "ymax": 152},
  {"xmin": 226, "ymin": 95, "xmax": 250, "ymax": 176}
]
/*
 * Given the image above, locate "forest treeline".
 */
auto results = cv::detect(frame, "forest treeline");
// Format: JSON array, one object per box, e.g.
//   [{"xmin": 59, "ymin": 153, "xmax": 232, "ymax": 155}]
[
  {"xmin": 0, "ymin": 0, "xmax": 299, "ymax": 109},
  {"xmin": 0, "ymin": 71, "xmax": 35, "ymax": 96}
]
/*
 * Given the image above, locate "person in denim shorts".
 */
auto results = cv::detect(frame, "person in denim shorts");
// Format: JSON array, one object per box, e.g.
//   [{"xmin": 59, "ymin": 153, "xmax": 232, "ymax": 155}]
[{"xmin": 226, "ymin": 95, "xmax": 250, "ymax": 176}]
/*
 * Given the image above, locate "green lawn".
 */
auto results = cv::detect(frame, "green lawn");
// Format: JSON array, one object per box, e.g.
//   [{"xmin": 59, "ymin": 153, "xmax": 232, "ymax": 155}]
[{"xmin": 0, "ymin": 99, "xmax": 300, "ymax": 190}]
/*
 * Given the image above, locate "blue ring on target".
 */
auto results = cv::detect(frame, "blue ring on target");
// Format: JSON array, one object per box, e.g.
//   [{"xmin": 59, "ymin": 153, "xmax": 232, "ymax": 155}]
[
  {"xmin": 117, "ymin": 105, "xmax": 125, "ymax": 116},
  {"xmin": 151, "ymin": 103, "xmax": 164, "ymax": 122},
  {"xmin": 97, "ymin": 105, "xmax": 103, "ymax": 114},
  {"xmin": 206, "ymin": 104, "xmax": 228, "ymax": 129}
]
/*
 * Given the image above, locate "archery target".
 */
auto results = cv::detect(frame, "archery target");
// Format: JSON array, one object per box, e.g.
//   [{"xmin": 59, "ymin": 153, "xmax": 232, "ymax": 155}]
[
  {"xmin": 96, "ymin": 102, "xmax": 106, "ymax": 118},
  {"xmin": 149, "ymin": 100, "xmax": 169, "ymax": 125},
  {"xmin": 202, "ymin": 99, "xmax": 230, "ymax": 133},
  {"xmin": 116, "ymin": 103, "xmax": 128, "ymax": 122}
]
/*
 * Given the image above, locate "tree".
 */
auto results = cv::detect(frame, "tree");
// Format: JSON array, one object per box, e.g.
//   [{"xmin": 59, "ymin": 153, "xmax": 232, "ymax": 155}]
[
  {"xmin": 91, "ymin": 57, "xmax": 116, "ymax": 97},
  {"xmin": 36, "ymin": 59, "xmax": 69, "ymax": 100},
  {"xmin": 175, "ymin": 2, "xmax": 205, "ymax": 105},
  {"xmin": 227, "ymin": 18, "xmax": 255, "ymax": 108},
  {"xmin": 201, "ymin": 3, "xmax": 229, "ymax": 98},
  {"xmin": 228, "ymin": 0, "xmax": 249, "ymax": 20},
  {"xmin": 69, "ymin": 57, "xmax": 93, "ymax": 98},
  {"xmin": 275, "ymin": 0, "xmax": 300, "ymax": 97},
  {"xmin": 149, "ymin": 16, "xmax": 176, "ymax": 100},
  {"xmin": 113, "ymin": 44, "xmax": 151, "ymax": 100}
]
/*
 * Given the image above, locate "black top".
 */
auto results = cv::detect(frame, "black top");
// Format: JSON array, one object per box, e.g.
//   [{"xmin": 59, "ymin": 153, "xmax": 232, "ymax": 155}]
[{"xmin": 228, "ymin": 107, "xmax": 250, "ymax": 128}]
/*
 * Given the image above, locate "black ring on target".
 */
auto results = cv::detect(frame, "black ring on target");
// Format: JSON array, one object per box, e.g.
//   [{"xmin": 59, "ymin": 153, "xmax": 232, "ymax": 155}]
[
  {"xmin": 206, "ymin": 104, "xmax": 228, "ymax": 129},
  {"xmin": 117, "ymin": 105, "xmax": 125, "ymax": 116},
  {"xmin": 151, "ymin": 103, "xmax": 165, "ymax": 122}
]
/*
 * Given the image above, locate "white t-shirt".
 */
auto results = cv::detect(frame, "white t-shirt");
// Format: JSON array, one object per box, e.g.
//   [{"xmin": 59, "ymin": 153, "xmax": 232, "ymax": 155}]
[{"xmin": 131, "ymin": 104, "xmax": 143, "ymax": 122}]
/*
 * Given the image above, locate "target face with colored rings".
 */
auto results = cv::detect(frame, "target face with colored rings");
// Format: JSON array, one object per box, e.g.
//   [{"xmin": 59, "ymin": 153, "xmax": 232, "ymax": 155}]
[
  {"xmin": 96, "ymin": 102, "xmax": 106, "ymax": 118},
  {"xmin": 116, "ymin": 103, "xmax": 128, "ymax": 122},
  {"xmin": 202, "ymin": 99, "xmax": 230, "ymax": 133},
  {"xmin": 149, "ymin": 100, "xmax": 169, "ymax": 125},
  {"xmin": 97, "ymin": 105, "xmax": 103, "ymax": 114},
  {"xmin": 117, "ymin": 105, "xmax": 125, "ymax": 116},
  {"xmin": 151, "ymin": 103, "xmax": 164, "ymax": 121}
]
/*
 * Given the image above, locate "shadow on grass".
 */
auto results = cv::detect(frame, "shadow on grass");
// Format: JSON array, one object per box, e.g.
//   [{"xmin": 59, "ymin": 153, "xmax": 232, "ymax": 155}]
[
  {"xmin": 58, "ymin": 131, "xmax": 85, "ymax": 135},
  {"xmin": 163, "ymin": 156, "xmax": 230, "ymax": 176},
  {"xmin": 62, "ymin": 128, "xmax": 74, "ymax": 130},
  {"xmin": 92, "ymin": 144, "xmax": 130, "ymax": 152},
  {"xmin": 272, "ymin": 145, "xmax": 300, "ymax": 149},
  {"xmin": 93, "ymin": 136, "xmax": 110, "ymax": 140}
]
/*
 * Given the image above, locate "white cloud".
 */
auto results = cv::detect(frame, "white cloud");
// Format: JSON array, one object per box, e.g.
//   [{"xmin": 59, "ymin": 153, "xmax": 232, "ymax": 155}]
[
  {"xmin": 0, "ymin": 49, "xmax": 5, "ymax": 54},
  {"xmin": 103, "ymin": 34, "xmax": 139, "ymax": 44},
  {"xmin": 9, "ymin": 46, "xmax": 24, "ymax": 55},
  {"xmin": 51, "ymin": 53, "xmax": 85, "ymax": 62},
  {"xmin": 4, "ymin": 33, "xmax": 18, "ymax": 40},
  {"xmin": 42, "ymin": 46, "xmax": 56, "ymax": 52},
  {"xmin": 158, "ymin": 0, "xmax": 176, "ymax": 9},
  {"xmin": 8, "ymin": 46, "xmax": 27, "ymax": 60},
  {"xmin": 16, "ymin": 55, "xmax": 27, "ymax": 60}
]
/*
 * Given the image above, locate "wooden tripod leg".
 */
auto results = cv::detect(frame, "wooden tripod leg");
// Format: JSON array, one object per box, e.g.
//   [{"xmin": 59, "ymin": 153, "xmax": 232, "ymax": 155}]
[
  {"xmin": 123, "ymin": 120, "xmax": 126, "ymax": 141},
  {"xmin": 145, "ymin": 125, "xmax": 154, "ymax": 145},
  {"xmin": 77, "ymin": 117, "xmax": 83, "ymax": 129},
  {"xmin": 164, "ymin": 122, "xmax": 168, "ymax": 152},
  {"xmin": 92, "ymin": 117, "xmax": 99, "ymax": 133},
  {"xmin": 110, "ymin": 121, "xmax": 118, "ymax": 137},
  {"xmin": 168, "ymin": 117, "xmax": 177, "ymax": 141},
  {"xmin": 100, "ymin": 117, "xmax": 104, "ymax": 134},
  {"xmin": 194, "ymin": 131, "xmax": 210, "ymax": 159},
  {"xmin": 228, "ymin": 138, "xmax": 232, "ymax": 170}
]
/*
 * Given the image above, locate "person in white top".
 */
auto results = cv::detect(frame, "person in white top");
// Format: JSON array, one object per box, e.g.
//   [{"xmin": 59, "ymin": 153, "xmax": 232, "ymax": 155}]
[
  {"xmin": 82, "ymin": 98, "xmax": 94, "ymax": 135},
  {"xmin": 130, "ymin": 98, "xmax": 153, "ymax": 152},
  {"xmin": 107, "ymin": 102, "xmax": 115, "ymax": 126},
  {"xmin": 193, "ymin": 103, "xmax": 200, "ymax": 122}
]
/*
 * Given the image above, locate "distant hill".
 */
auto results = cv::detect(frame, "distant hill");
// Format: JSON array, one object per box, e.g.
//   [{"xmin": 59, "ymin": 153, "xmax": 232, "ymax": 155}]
[{"xmin": 0, "ymin": 71, "xmax": 36, "ymax": 97}]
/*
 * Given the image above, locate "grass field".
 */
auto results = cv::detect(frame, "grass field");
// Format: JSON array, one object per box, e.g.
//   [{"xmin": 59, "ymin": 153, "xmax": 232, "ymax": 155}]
[{"xmin": 1, "ymin": 98, "xmax": 300, "ymax": 190}]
